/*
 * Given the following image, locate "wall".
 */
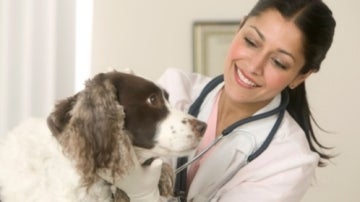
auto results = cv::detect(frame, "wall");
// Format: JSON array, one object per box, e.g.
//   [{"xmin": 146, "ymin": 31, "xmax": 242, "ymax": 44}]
[
  {"xmin": 91, "ymin": 0, "xmax": 256, "ymax": 79},
  {"xmin": 91, "ymin": 0, "xmax": 360, "ymax": 201}
]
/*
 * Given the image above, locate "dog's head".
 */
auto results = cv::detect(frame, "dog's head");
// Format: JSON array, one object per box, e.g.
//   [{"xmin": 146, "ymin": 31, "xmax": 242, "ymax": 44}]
[{"xmin": 47, "ymin": 71, "xmax": 206, "ymax": 186}]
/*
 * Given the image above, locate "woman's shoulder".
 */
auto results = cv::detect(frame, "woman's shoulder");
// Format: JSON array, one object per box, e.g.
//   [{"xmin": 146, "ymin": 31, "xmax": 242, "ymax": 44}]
[
  {"xmin": 271, "ymin": 112, "xmax": 319, "ymax": 161},
  {"xmin": 156, "ymin": 68, "xmax": 212, "ymax": 110},
  {"xmin": 218, "ymin": 114, "xmax": 319, "ymax": 202},
  {"xmin": 238, "ymin": 113, "xmax": 319, "ymax": 179},
  {"xmin": 157, "ymin": 68, "xmax": 211, "ymax": 88},
  {"xmin": 276, "ymin": 112, "xmax": 310, "ymax": 144}
]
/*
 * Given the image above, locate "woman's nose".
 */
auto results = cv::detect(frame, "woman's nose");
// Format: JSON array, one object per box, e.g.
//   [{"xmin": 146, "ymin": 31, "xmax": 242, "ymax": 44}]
[{"xmin": 248, "ymin": 53, "xmax": 266, "ymax": 76}]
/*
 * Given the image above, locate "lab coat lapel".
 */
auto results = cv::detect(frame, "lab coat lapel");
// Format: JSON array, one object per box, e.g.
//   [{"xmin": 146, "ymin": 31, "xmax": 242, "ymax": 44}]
[{"xmin": 187, "ymin": 131, "xmax": 254, "ymax": 200}]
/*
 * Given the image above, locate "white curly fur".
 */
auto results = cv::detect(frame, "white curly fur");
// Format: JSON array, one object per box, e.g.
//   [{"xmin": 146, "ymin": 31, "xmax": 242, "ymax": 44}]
[{"xmin": 0, "ymin": 118, "xmax": 113, "ymax": 202}]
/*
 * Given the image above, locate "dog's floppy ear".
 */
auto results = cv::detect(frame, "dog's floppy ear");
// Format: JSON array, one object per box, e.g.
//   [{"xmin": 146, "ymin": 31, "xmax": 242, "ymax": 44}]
[
  {"xmin": 53, "ymin": 72, "xmax": 134, "ymax": 187},
  {"xmin": 47, "ymin": 93, "xmax": 79, "ymax": 136}
]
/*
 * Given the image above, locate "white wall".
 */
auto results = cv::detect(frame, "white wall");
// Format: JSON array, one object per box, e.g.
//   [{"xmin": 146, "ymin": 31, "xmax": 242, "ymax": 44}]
[
  {"xmin": 91, "ymin": 0, "xmax": 360, "ymax": 201},
  {"xmin": 91, "ymin": 0, "xmax": 257, "ymax": 79}
]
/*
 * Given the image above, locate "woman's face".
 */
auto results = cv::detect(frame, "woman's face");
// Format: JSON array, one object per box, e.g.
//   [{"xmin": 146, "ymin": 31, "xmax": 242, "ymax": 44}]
[{"xmin": 223, "ymin": 9, "xmax": 310, "ymax": 106}]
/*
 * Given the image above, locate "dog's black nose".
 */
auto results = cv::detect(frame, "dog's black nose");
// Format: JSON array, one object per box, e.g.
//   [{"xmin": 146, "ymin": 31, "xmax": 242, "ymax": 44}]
[{"xmin": 190, "ymin": 119, "xmax": 207, "ymax": 138}]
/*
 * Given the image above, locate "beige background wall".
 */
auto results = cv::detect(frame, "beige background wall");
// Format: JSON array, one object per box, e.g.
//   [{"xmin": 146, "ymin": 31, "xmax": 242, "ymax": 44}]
[{"xmin": 91, "ymin": 0, "xmax": 360, "ymax": 201}]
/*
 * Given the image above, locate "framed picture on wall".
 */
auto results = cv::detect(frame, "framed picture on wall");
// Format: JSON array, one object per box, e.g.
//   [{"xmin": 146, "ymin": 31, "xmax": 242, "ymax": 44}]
[{"xmin": 193, "ymin": 21, "xmax": 240, "ymax": 77}]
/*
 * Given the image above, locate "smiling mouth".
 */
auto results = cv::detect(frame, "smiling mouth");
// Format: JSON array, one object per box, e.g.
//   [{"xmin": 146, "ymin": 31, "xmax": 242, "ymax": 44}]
[{"xmin": 235, "ymin": 65, "xmax": 260, "ymax": 88}]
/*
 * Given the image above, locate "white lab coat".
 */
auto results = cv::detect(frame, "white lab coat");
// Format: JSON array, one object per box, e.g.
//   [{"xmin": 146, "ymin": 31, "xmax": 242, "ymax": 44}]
[{"xmin": 157, "ymin": 68, "xmax": 319, "ymax": 202}]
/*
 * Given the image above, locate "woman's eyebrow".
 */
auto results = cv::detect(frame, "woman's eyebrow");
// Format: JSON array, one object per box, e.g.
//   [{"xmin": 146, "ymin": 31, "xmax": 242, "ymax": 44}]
[
  {"xmin": 250, "ymin": 25, "xmax": 295, "ymax": 61},
  {"xmin": 278, "ymin": 49, "xmax": 295, "ymax": 61},
  {"xmin": 250, "ymin": 25, "xmax": 265, "ymax": 41}
]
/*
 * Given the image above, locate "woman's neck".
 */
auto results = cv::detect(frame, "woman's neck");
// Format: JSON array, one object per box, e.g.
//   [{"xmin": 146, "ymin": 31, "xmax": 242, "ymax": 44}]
[{"xmin": 216, "ymin": 89, "xmax": 270, "ymax": 135}]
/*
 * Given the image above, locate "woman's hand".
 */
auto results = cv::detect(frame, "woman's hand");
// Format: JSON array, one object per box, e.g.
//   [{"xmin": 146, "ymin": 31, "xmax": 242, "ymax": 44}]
[{"xmin": 98, "ymin": 151, "xmax": 163, "ymax": 202}]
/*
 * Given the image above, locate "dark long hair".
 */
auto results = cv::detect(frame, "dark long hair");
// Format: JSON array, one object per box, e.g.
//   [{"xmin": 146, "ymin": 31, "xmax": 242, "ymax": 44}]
[{"xmin": 247, "ymin": 0, "xmax": 336, "ymax": 167}]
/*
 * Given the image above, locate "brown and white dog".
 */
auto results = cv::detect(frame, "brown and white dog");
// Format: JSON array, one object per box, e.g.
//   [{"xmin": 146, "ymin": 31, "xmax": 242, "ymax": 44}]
[{"xmin": 0, "ymin": 71, "xmax": 206, "ymax": 202}]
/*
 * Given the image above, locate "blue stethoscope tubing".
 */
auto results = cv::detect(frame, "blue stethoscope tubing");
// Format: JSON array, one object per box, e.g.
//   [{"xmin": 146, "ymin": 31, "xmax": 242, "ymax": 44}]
[{"xmin": 174, "ymin": 74, "xmax": 289, "ymax": 196}]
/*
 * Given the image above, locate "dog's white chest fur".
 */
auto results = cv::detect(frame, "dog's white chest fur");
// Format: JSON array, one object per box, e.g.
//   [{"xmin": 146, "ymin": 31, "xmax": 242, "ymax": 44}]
[{"xmin": 0, "ymin": 118, "xmax": 112, "ymax": 202}]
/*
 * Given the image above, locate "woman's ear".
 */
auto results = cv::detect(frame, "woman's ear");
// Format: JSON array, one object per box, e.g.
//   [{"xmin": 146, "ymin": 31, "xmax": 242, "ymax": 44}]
[{"xmin": 289, "ymin": 70, "xmax": 314, "ymax": 89}]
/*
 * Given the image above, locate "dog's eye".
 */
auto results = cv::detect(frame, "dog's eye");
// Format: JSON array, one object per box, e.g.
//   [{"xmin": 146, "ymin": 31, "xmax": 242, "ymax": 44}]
[{"xmin": 146, "ymin": 94, "xmax": 160, "ymax": 107}]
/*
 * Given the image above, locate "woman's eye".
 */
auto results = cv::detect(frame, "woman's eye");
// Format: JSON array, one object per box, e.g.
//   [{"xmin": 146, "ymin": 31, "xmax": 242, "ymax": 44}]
[
  {"xmin": 244, "ymin": 37, "xmax": 257, "ymax": 47},
  {"xmin": 272, "ymin": 58, "xmax": 287, "ymax": 70}
]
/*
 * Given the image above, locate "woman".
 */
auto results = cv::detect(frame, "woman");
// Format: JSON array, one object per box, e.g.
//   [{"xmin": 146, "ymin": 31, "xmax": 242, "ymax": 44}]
[{"xmin": 107, "ymin": 0, "xmax": 336, "ymax": 201}]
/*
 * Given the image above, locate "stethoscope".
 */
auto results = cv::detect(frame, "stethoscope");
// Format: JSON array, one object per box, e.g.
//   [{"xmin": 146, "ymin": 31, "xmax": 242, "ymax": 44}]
[{"xmin": 173, "ymin": 74, "xmax": 289, "ymax": 199}]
